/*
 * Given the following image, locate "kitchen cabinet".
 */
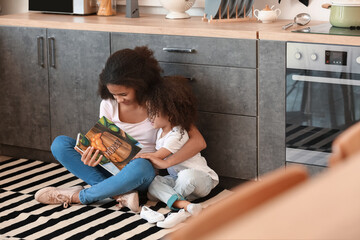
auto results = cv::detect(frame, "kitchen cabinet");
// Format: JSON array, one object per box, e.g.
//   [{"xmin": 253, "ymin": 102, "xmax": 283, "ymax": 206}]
[
  {"xmin": 0, "ymin": 26, "xmax": 50, "ymax": 150},
  {"xmin": 110, "ymin": 33, "xmax": 256, "ymax": 68},
  {"xmin": 0, "ymin": 26, "xmax": 110, "ymax": 153},
  {"xmin": 197, "ymin": 112, "xmax": 257, "ymax": 179},
  {"xmin": 258, "ymin": 40, "xmax": 287, "ymax": 176},
  {"xmin": 160, "ymin": 63, "xmax": 256, "ymax": 116},
  {"xmin": 111, "ymin": 33, "xmax": 258, "ymax": 179},
  {"xmin": 47, "ymin": 29, "xmax": 110, "ymax": 139},
  {"xmin": 160, "ymin": 63, "xmax": 257, "ymax": 179}
]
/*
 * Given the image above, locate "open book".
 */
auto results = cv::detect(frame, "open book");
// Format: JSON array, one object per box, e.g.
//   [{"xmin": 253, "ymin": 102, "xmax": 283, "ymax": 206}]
[{"xmin": 75, "ymin": 116, "xmax": 143, "ymax": 175}]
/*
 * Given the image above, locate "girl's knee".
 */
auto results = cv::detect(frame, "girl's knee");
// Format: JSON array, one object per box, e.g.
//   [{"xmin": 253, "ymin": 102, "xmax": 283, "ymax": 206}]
[
  {"xmin": 176, "ymin": 169, "xmax": 213, "ymax": 198},
  {"xmin": 149, "ymin": 175, "xmax": 163, "ymax": 189},
  {"xmin": 51, "ymin": 135, "xmax": 74, "ymax": 158},
  {"xmin": 148, "ymin": 179, "xmax": 157, "ymax": 196},
  {"xmin": 131, "ymin": 158, "xmax": 155, "ymax": 183},
  {"xmin": 177, "ymin": 169, "xmax": 197, "ymax": 182},
  {"xmin": 135, "ymin": 158, "xmax": 154, "ymax": 174}
]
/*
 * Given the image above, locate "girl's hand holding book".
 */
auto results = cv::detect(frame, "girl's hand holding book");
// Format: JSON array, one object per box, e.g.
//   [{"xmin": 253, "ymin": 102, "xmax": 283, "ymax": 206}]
[{"xmin": 81, "ymin": 146, "xmax": 103, "ymax": 167}]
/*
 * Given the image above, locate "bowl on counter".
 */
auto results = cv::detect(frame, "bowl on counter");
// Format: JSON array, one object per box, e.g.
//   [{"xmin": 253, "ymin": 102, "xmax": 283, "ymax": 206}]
[{"xmin": 159, "ymin": 0, "xmax": 197, "ymax": 19}]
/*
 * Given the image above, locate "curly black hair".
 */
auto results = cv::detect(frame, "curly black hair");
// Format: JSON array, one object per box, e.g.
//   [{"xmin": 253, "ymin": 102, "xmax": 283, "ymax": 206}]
[
  {"xmin": 98, "ymin": 46, "xmax": 163, "ymax": 106},
  {"xmin": 146, "ymin": 76, "xmax": 197, "ymax": 133}
]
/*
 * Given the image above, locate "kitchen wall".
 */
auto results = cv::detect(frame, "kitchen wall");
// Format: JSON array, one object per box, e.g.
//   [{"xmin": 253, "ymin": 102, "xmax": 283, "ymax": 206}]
[
  {"xmin": 0, "ymin": 0, "xmax": 28, "ymax": 15},
  {"xmin": 0, "ymin": 0, "xmax": 330, "ymax": 22}
]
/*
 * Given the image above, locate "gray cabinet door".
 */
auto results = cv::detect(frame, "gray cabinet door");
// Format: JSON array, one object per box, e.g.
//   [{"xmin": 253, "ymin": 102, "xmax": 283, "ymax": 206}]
[
  {"xmin": 258, "ymin": 40, "xmax": 286, "ymax": 176},
  {"xmin": 0, "ymin": 26, "xmax": 51, "ymax": 150},
  {"xmin": 160, "ymin": 63, "xmax": 257, "ymax": 116},
  {"xmin": 48, "ymin": 29, "xmax": 110, "ymax": 140},
  {"xmin": 197, "ymin": 112, "xmax": 257, "ymax": 179},
  {"xmin": 111, "ymin": 33, "xmax": 257, "ymax": 68}
]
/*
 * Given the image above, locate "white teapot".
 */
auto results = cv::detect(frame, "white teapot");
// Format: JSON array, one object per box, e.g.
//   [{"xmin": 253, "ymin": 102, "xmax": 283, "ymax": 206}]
[{"xmin": 254, "ymin": 5, "xmax": 281, "ymax": 23}]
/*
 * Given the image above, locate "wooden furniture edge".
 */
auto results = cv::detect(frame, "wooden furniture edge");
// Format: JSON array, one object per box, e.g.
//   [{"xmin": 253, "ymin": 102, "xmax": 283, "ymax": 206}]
[{"xmin": 168, "ymin": 165, "xmax": 308, "ymax": 240}]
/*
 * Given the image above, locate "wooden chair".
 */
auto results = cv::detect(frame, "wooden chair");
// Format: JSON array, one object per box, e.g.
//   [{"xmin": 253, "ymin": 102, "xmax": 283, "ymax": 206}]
[
  {"xmin": 168, "ymin": 165, "xmax": 308, "ymax": 240},
  {"xmin": 329, "ymin": 121, "xmax": 360, "ymax": 167}
]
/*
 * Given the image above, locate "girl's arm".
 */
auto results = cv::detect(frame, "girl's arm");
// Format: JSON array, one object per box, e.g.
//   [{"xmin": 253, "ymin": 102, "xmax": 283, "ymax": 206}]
[
  {"xmin": 137, "ymin": 148, "xmax": 171, "ymax": 160},
  {"xmin": 138, "ymin": 148, "xmax": 171, "ymax": 169},
  {"xmin": 163, "ymin": 125, "xmax": 206, "ymax": 168}
]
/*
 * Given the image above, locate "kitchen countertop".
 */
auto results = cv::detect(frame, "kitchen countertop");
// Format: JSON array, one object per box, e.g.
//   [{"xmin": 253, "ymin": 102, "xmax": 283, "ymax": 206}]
[{"xmin": 0, "ymin": 12, "xmax": 359, "ymax": 46}]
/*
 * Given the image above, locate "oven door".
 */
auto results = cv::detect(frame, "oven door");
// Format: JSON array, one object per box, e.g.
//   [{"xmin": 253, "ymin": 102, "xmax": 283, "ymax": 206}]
[{"xmin": 286, "ymin": 68, "xmax": 360, "ymax": 166}]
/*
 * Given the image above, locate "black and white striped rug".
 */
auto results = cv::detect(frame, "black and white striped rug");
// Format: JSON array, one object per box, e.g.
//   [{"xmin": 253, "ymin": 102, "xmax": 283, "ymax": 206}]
[{"xmin": 0, "ymin": 157, "xmax": 231, "ymax": 240}]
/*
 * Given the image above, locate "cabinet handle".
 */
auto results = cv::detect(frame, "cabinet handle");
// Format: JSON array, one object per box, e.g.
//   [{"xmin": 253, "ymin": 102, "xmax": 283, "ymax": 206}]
[
  {"xmin": 48, "ymin": 37, "xmax": 56, "ymax": 68},
  {"xmin": 162, "ymin": 47, "xmax": 196, "ymax": 53},
  {"xmin": 37, "ymin": 36, "xmax": 44, "ymax": 67},
  {"xmin": 164, "ymin": 76, "xmax": 195, "ymax": 82}
]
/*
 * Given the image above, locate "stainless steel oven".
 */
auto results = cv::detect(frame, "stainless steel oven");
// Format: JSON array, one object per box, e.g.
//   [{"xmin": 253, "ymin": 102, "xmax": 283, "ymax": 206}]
[{"xmin": 286, "ymin": 42, "xmax": 360, "ymax": 167}]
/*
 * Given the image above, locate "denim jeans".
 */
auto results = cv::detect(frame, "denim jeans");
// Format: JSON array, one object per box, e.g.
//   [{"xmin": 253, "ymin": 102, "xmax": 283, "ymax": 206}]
[
  {"xmin": 51, "ymin": 135, "xmax": 155, "ymax": 204},
  {"xmin": 148, "ymin": 169, "xmax": 214, "ymax": 210}
]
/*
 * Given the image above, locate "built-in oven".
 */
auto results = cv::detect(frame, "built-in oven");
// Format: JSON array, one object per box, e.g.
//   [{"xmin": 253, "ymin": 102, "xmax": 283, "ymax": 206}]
[{"xmin": 286, "ymin": 42, "xmax": 360, "ymax": 167}]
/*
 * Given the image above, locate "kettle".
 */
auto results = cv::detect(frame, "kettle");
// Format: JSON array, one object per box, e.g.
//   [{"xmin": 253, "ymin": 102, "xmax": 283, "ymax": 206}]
[{"xmin": 254, "ymin": 5, "xmax": 281, "ymax": 23}]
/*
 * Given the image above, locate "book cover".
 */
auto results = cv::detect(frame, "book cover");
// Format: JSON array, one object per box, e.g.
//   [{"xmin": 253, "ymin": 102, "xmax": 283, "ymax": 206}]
[{"xmin": 75, "ymin": 116, "xmax": 143, "ymax": 175}]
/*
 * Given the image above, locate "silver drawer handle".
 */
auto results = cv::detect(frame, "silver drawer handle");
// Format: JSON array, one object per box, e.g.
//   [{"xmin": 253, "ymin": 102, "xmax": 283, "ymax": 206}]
[
  {"xmin": 164, "ymin": 76, "xmax": 195, "ymax": 82},
  {"xmin": 162, "ymin": 47, "xmax": 196, "ymax": 53}
]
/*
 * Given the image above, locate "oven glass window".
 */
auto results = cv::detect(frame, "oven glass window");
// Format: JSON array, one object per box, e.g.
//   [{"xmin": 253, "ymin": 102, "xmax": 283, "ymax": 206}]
[{"xmin": 286, "ymin": 70, "xmax": 360, "ymax": 166}]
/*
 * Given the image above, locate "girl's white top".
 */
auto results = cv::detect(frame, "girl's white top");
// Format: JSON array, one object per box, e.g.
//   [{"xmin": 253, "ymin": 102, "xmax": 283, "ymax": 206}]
[
  {"xmin": 99, "ymin": 99, "xmax": 157, "ymax": 153},
  {"xmin": 156, "ymin": 126, "xmax": 219, "ymax": 187}
]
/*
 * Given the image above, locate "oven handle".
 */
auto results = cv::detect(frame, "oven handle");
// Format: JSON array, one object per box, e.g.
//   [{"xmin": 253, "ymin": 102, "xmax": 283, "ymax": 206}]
[{"xmin": 292, "ymin": 75, "xmax": 360, "ymax": 86}]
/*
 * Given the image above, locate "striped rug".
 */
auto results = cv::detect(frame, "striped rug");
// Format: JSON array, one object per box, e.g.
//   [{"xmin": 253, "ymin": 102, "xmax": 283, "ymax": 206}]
[{"xmin": 0, "ymin": 157, "xmax": 232, "ymax": 240}]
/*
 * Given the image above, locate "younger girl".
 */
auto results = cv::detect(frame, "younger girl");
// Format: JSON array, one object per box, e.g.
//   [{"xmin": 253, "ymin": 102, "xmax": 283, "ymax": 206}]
[{"xmin": 138, "ymin": 77, "xmax": 219, "ymax": 228}]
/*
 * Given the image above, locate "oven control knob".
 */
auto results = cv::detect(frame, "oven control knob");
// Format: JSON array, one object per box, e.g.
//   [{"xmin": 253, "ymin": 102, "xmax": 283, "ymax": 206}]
[
  {"xmin": 356, "ymin": 56, "xmax": 360, "ymax": 64},
  {"xmin": 294, "ymin": 52, "xmax": 302, "ymax": 60},
  {"xmin": 311, "ymin": 53, "xmax": 318, "ymax": 61}
]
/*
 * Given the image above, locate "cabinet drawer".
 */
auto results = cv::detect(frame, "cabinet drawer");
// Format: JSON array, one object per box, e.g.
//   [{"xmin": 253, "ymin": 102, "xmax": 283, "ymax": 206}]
[
  {"xmin": 161, "ymin": 63, "xmax": 257, "ymax": 116},
  {"xmin": 111, "ymin": 33, "xmax": 257, "ymax": 68},
  {"xmin": 197, "ymin": 112, "xmax": 257, "ymax": 180}
]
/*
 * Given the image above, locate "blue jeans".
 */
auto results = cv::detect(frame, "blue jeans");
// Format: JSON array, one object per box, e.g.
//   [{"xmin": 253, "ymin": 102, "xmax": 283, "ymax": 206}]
[{"xmin": 51, "ymin": 135, "xmax": 155, "ymax": 204}]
